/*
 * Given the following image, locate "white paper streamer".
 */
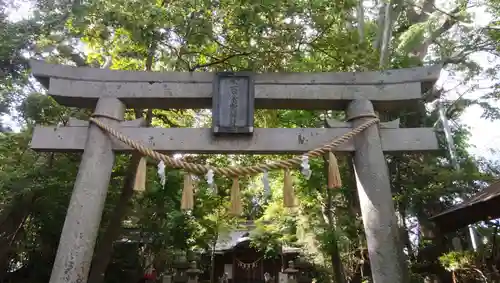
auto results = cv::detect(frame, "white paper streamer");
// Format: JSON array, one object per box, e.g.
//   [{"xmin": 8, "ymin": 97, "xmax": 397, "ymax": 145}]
[
  {"xmin": 300, "ymin": 155, "xmax": 312, "ymax": 180},
  {"xmin": 157, "ymin": 160, "xmax": 166, "ymax": 186},
  {"xmin": 262, "ymin": 171, "xmax": 271, "ymax": 197},
  {"xmin": 205, "ymin": 169, "xmax": 214, "ymax": 185}
]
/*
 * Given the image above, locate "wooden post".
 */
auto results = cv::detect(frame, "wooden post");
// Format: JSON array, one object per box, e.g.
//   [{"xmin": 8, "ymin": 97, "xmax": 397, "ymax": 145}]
[
  {"xmin": 49, "ymin": 98, "xmax": 125, "ymax": 283},
  {"xmin": 346, "ymin": 99, "xmax": 405, "ymax": 283}
]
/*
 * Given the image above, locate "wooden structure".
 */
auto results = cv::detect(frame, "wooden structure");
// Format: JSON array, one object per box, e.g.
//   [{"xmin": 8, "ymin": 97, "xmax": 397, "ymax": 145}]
[
  {"xmin": 430, "ymin": 180, "xmax": 500, "ymax": 234},
  {"xmin": 118, "ymin": 226, "xmax": 299, "ymax": 283},
  {"xmin": 207, "ymin": 229, "xmax": 299, "ymax": 283},
  {"xmin": 211, "ymin": 239, "xmax": 296, "ymax": 283},
  {"xmin": 29, "ymin": 60, "xmax": 441, "ymax": 283}
]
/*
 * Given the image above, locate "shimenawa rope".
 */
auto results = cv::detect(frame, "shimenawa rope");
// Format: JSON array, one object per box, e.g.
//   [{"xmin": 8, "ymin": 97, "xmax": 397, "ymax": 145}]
[{"xmin": 88, "ymin": 117, "xmax": 379, "ymax": 177}]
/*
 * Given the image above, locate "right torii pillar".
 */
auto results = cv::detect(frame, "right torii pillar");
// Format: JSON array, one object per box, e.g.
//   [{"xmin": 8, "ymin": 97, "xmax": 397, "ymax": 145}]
[{"xmin": 347, "ymin": 99, "xmax": 407, "ymax": 283}]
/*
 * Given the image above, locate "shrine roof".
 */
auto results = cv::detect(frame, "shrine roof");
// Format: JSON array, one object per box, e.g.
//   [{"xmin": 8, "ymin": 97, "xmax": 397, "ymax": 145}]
[
  {"xmin": 116, "ymin": 222, "xmax": 301, "ymax": 254},
  {"xmin": 430, "ymin": 180, "xmax": 500, "ymax": 233},
  {"xmin": 214, "ymin": 229, "xmax": 301, "ymax": 254}
]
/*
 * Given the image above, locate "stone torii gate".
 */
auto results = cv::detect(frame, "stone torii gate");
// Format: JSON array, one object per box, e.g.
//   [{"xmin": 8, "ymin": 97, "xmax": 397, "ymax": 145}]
[{"xmin": 29, "ymin": 60, "xmax": 441, "ymax": 283}]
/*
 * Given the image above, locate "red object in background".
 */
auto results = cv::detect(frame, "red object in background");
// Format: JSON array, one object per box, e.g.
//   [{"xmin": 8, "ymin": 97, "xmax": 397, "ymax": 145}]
[{"xmin": 144, "ymin": 270, "xmax": 156, "ymax": 280}]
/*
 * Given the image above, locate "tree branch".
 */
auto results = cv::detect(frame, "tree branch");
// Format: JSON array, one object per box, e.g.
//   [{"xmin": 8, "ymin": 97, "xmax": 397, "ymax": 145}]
[
  {"xmin": 56, "ymin": 44, "xmax": 88, "ymax": 67},
  {"xmin": 357, "ymin": 0, "xmax": 365, "ymax": 42},
  {"xmin": 379, "ymin": 0, "xmax": 403, "ymax": 67},
  {"xmin": 155, "ymin": 113, "xmax": 181, "ymax": 128},
  {"xmin": 188, "ymin": 52, "xmax": 252, "ymax": 72},
  {"xmin": 413, "ymin": 5, "xmax": 462, "ymax": 60},
  {"xmin": 374, "ymin": 2, "xmax": 386, "ymax": 50},
  {"xmin": 407, "ymin": 0, "xmax": 437, "ymax": 24}
]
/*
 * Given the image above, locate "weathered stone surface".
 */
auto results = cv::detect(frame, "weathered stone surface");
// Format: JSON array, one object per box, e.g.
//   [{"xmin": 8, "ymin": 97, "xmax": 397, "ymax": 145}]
[
  {"xmin": 212, "ymin": 74, "xmax": 254, "ymax": 134},
  {"xmin": 326, "ymin": 118, "xmax": 400, "ymax": 128},
  {"xmin": 30, "ymin": 59, "xmax": 441, "ymax": 85},
  {"xmin": 45, "ymin": 78, "xmax": 423, "ymax": 111},
  {"xmin": 31, "ymin": 126, "xmax": 439, "ymax": 154},
  {"xmin": 48, "ymin": 98, "xmax": 125, "ymax": 283},
  {"xmin": 347, "ymin": 99, "xmax": 406, "ymax": 283},
  {"xmin": 30, "ymin": 60, "xmax": 442, "ymax": 111}
]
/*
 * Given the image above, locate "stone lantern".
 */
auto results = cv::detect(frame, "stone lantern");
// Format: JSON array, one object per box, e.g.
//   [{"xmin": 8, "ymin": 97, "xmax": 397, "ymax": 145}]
[
  {"xmin": 186, "ymin": 261, "xmax": 203, "ymax": 283},
  {"xmin": 173, "ymin": 254, "xmax": 190, "ymax": 283},
  {"xmin": 283, "ymin": 260, "xmax": 299, "ymax": 283},
  {"xmin": 294, "ymin": 257, "xmax": 311, "ymax": 283},
  {"xmin": 162, "ymin": 265, "xmax": 174, "ymax": 283}
]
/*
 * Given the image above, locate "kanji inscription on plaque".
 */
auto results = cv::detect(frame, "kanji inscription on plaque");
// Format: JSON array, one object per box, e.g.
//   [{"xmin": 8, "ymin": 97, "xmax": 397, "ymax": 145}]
[{"xmin": 212, "ymin": 72, "xmax": 254, "ymax": 135}]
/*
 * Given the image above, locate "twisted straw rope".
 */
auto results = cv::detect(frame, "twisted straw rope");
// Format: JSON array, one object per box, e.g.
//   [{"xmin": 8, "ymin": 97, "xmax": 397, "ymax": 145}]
[{"xmin": 89, "ymin": 117, "xmax": 379, "ymax": 177}]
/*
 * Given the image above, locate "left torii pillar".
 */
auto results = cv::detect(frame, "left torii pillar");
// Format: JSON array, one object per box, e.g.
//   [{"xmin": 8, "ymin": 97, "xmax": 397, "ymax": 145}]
[{"xmin": 49, "ymin": 98, "xmax": 125, "ymax": 283}]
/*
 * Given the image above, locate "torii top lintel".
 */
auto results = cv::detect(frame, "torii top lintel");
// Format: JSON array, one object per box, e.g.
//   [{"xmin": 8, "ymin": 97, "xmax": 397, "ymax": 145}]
[{"xmin": 29, "ymin": 60, "xmax": 441, "ymax": 111}]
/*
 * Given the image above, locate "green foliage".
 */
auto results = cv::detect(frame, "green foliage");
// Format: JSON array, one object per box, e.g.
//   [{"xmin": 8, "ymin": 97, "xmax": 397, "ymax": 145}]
[
  {"xmin": 0, "ymin": 8, "xmax": 39, "ymax": 123},
  {"xmin": 439, "ymin": 251, "xmax": 477, "ymax": 271}
]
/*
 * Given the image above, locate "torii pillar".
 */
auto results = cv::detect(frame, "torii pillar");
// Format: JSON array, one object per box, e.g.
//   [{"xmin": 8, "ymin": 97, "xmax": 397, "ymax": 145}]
[
  {"xmin": 347, "ymin": 99, "xmax": 406, "ymax": 283},
  {"xmin": 49, "ymin": 98, "xmax": 125, "ymax": 283}
]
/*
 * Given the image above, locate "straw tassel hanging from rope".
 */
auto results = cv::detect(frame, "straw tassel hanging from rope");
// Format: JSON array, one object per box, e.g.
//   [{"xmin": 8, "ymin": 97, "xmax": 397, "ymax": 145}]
[
  {"xmin": 133, "ymin": 157, "xmax": 147, "ymax": 192},
  {"xmin": 181, "ymin": 173, "xmax": 194, "ymax": 211},
  {"xmin": 283, "ymin": 169, "xmax": 296, "ymax": 207},
  {"xmin": 230, "ymin": 177, "xmax": 242, "ymax": 216},
  {"xmin": 328, "ymin": 152, "xmax": 342, "ymax": 189}
]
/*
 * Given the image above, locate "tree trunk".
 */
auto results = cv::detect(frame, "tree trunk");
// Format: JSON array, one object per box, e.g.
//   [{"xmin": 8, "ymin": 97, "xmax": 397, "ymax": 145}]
[
  {"xmin": 322, "ymin": 157, "xmax": 346, "ymax": 283},
  {"xmin": 0, "ymin": 192, "xmax": 37, "ymax": 280},
  {"xmin": 210, "ymin": 232, "xmax": 218, "ymax": 283},
  {"xmin": 87, "ymin": 154, "xmax": 143, "ymax": 283},
  {"xmin": 392, "ymin": 158, "xmax": 415, "ymax": 261},
  {"xmin": 327, "ymin": 189, "xmax": 346, "ymax": 283}
]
